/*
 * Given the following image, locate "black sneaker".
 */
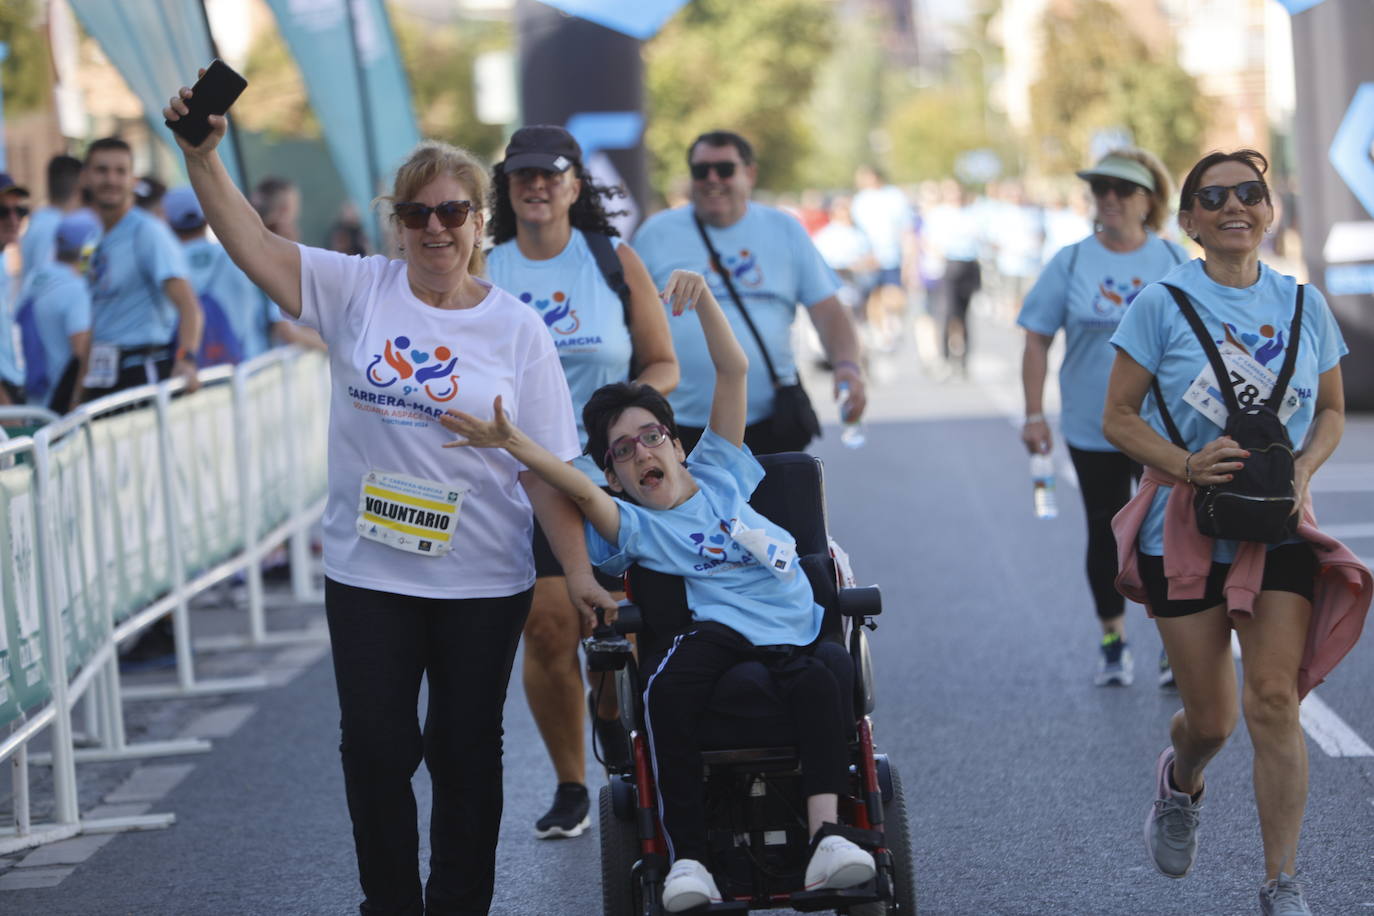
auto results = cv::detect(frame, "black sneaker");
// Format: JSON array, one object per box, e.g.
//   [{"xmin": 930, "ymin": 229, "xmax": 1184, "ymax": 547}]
[
  {"xmin": 589, "ymin": 690, "xmax": 631, "ymax": 772},
  {"xmin": 534, "ymin": 782, "xmax": 590, "ymax": 839}
]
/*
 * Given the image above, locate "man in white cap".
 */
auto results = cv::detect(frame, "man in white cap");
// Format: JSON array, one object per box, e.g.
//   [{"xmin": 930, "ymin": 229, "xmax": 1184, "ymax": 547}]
[
  {"xmin": 15, "ymin": 211, "xmax": 99, "ymax": 412},
  {"xmin": 0, "ymin": 171, "xmax": 32, "ymax": 405}
]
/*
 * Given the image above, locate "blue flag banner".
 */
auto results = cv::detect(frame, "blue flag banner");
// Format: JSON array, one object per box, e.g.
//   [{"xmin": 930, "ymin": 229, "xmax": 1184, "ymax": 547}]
[
  {"xmin": 67, "ymin": 0, "xmax": 246, "ymax": 187},
  {"xmin": 261, "ymin": 0, "xmax": 421, "ymax": 244},
  {"xmin": 535, "ymin": 0, "xmax": 688, "ymax": 39}
]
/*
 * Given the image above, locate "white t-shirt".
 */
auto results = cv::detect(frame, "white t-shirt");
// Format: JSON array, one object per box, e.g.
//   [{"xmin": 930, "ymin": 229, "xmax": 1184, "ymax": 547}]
[{"xmin": 296, "ymin": 245, "xmax": 580, "ymax": 599}]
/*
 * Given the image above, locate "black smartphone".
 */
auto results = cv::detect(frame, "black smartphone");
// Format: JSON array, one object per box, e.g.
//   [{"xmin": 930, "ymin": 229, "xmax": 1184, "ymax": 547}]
[{"xmin": 165, "ymin": 59, "xmax": 247, "ymax": 147}]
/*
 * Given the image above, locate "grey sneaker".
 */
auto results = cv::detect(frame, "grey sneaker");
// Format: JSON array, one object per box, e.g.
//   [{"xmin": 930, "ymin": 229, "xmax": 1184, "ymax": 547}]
[
  {"xmin": 1158, "ymin": 648, "xmax": 1176, "ymax": 689},
  {"xmin": 1144, "ymin": 747, "xmax": 1202, "ymax": 878},
  {"xmin": 1260, "ymin": 873, "xmax": 1312, "ymax": 915},
  {"xmin": 1095, "ymin": 633, "xmax": 1135, "ymax": 686}
]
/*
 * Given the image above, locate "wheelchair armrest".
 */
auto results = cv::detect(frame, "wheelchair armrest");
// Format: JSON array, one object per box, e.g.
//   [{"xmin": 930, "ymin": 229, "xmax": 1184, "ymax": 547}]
[
  {"xmin": 837, "ymin": 585, "xmax": 882, "ymax": 618},
  {"xmin": 612, "ymin": 601, "xmax": 642, "ymax": 635}
]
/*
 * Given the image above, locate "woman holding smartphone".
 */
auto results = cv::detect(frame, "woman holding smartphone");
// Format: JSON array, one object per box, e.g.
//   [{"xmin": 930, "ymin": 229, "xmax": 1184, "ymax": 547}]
[{"xmin": 166, "ymin": 79, "xmax": 616, "ymax": 915}]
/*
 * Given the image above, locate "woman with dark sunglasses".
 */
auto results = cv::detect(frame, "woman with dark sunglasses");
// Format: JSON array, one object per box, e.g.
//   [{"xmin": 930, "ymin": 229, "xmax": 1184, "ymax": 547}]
[
  {"xmin": 1104, "ymin": 149, "xmax": 1367, "ymax": 915},
  {"xmin": 1017, "ymin": 148, "xmax": 1187, "ymax": 688},
  {"xmin": 166, "ymin": 82, "xmax": 617, "ymax": 915},
  {"xmin": 485, "ymin": 125, "xmax": 678, "ymax": 841}
]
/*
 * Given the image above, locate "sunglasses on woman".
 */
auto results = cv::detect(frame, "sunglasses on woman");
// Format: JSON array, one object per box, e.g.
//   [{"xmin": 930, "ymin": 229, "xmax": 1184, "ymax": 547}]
[
  {"xmin": 689, "ymin": 161, "xmax": 737, "ymax": 181},
  {"xmin": 1192, "ymin": 181, "xmax": 1267, "ymax": 211},
  {"xmin": 605, "ymin": 424, "xmax": 672, "ymax": 465},
  {"xmin": 0, "ymin": 205, "xmax": 30, "ymax": 220},
  {"xmin": 1089, "ymin": 178, "xmax": 1142, "ymax": 199},
  {"xmin": 393, "ymin": 200, "xmax": 473, "ymax": 230}
]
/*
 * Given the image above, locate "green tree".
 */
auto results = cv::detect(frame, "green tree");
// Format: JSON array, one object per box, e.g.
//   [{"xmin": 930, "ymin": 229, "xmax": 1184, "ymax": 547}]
[
  {"xmin": 0, "ymin": 0, "xmax": 54, "ymax": 114},
  {"xmin": 391, "ymin": 11, "xmax": 507, "ymax": 158},
  {"xmin": 884, "ymin": 82, "xmax": 1003, "ymax": 184},
  {"xmin": 1029, "ymin": 0, "xmax": 1209, "ymax": 178},
  {"xmin": 643, "ymin": 0, "xmax": 834, "ymax": 195}
]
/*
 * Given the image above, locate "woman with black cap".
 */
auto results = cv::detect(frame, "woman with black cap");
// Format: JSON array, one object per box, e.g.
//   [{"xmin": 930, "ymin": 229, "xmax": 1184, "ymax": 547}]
[
  {"xmin": 1016, "ymin": 148, "xmax": 1188, "ymax": 688},
  {"xmin": 487, "ymin": 124, "xmax": 678, "ymax": 840}
]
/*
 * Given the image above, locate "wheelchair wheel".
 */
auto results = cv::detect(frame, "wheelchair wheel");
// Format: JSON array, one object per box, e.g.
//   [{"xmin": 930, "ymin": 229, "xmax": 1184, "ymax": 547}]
[
  {"xmin": 846, "ymin": 762, "xmax": 917, "ymax": 915},
  {"xmin": 600, "ymin": 783, "xmax": 644, "ymax": 916}
]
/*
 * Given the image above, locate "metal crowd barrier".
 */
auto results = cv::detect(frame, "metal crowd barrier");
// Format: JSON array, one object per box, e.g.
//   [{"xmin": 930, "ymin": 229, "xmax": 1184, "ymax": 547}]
[{"xmin": 0, "ymin": 346, "xmax": 329, "ymax": 855}]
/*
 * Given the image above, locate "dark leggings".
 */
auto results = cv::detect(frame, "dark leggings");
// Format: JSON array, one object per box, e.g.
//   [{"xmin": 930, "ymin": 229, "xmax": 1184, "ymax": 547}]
[
  {"xmin": 325, "ymin": 578, "xmax": 533, "ymax": 916},
  {"xmin": 1067, "ymin": 446, "xmax": 1141, "ymax": 621}
]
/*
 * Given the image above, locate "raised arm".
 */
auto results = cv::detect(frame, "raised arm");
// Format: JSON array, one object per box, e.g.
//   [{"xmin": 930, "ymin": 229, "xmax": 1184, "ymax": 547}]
[
  {"xmin": 440, "ymin": 396, "xmax": 622, "ymax": 542},
  {"xmin": 662, "ymin": 270, "xmax": 748, "ymax": 447},
  {"xmin": 164, "ymin": 78, "xmax": 303, "ymax": 318}
]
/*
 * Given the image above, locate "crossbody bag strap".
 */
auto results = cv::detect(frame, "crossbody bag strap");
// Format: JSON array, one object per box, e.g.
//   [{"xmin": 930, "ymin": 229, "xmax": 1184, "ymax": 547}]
[
  {"xmin": 1151, "ymin": 378, "xmax": 1187, "ymax": 449},
  {"xmin": 1266, "ymin": 284, "xmax": 1304, "ymax": 412},
  {"xmin": 584, "ymin": 230, "xmax": 639, "ymax": 379},
  {"xmin": 692, "ymin": 213, "xmax": 783, "ymax": 388},
  {"xmin": 1162, "ymin": 283, "xmax": 1238, "ymax": 415}
]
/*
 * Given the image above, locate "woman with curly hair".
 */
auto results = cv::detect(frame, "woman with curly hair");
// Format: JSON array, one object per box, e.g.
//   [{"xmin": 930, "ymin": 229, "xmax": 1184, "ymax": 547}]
[{"xmin": 486, "ymin": 125, "xmax": 678, "ymax": 840}]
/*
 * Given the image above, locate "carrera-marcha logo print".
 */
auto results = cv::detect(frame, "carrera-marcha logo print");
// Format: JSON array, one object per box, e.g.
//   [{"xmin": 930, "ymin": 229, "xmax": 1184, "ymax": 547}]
[{"xmin": 365, "ymin": 334, "xmax": 460, "ymax": 401}]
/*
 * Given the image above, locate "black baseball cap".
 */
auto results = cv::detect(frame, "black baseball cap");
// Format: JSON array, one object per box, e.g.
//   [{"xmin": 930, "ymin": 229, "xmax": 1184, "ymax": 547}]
[{"xmin": 499, "ymin": 125, "xmax": 581, "ymax": 174}]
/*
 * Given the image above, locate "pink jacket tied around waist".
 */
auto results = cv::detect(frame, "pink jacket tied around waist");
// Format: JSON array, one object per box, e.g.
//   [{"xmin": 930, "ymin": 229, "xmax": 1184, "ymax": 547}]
[{"xmin": 1113, "ymin": 466, "xmax": 1371, "ymax": 698}]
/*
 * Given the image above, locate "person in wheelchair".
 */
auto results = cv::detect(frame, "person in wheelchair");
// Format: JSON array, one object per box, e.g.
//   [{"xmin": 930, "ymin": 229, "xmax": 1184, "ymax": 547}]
[{"xmin": 441, "ymin": 269, "xmax": 876, "ymax": 912}]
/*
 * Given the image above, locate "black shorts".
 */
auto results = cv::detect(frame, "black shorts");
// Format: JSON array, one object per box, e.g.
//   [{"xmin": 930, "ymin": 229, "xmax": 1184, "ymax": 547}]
[
  {"xmin": 531, "ymin": 518, "xmax": 623, "ymax": 590},
  {"xmin": 1138, "ymin": 542, "xmax": 1318, "ymax": 618}
]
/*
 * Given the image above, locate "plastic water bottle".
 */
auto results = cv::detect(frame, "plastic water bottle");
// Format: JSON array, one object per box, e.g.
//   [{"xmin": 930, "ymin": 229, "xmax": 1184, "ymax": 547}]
[
  {"xmin": 1030, "ymin": 452, "xmax": 1058, "ymax": 519},
  {"xmin": 836, "ymin": 384, "xmax": 866, "ymax": 449}
]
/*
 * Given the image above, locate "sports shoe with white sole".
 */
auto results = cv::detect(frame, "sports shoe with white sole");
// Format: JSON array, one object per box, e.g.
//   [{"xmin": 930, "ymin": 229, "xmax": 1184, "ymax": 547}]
[
  {"xmin": 662, "ymin": 858, "xmax": 723, "ymax": 912},
  {"xmin": 533, "ymin": 782, "xmax": 589, "ymax": 839},
  {"xmin": 804, "ymin": 828, "xmax": 877, "ymax": 891},
  {"xmin": 1259, "ymin": 872, "xmax": 1312, "ymax": 915},
  {"xmin": 1095, "ymin": 633, "xmax": 1135, "ymax": 687},
  {"xmin": 1158, "ymin": 648, "xmax": 1176, "ymax": 689},
  {"xmin": 1144, "ymin": 747, "xmax": 1203, "ymax": 878}
]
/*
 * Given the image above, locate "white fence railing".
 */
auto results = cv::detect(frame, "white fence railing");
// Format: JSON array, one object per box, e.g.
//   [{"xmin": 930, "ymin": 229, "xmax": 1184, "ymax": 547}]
[{"xmin": 0, "ymin": 346, "xmax": 329, "ymax": 855}]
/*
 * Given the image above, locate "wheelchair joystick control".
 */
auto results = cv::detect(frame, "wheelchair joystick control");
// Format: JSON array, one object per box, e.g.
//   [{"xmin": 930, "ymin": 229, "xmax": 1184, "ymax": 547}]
[{"xmin": 583, "ymin": 606, "xmax": 633, "ymax": 672}]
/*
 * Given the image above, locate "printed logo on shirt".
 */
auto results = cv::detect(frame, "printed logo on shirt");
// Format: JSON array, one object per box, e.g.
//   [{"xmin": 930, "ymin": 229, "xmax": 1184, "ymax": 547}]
[
  {"xmin": 1220, "ymin": 322, "xmax": 1286, "ymax": 369},
  {"xmin": 522, "ymin": 290, "xmax": 581, "ymax": 335},
  {"xmin": 713, "ymin": 249, "xmax": 764, "ymax": 289},
  {"xmin": 1091, "ymin": 275, "xmax": 1146, "ymax": 316},
  {"xmin": 364, "ymin": 333, "xmax": 460, "ymax": 402},
  {"xmin": 686, "ymin": 519, "xmax": 756, "ymax": 574}
]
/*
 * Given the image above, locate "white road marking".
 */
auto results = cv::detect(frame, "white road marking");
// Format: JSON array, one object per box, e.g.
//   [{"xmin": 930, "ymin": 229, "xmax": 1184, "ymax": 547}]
[
  {"xmin": 182, "ymin": 704, "xmax": 257, "ymax": 739},
  {"xmin": 1321, "ymin": 522, "xmax": 1374, "ymax": 540}
]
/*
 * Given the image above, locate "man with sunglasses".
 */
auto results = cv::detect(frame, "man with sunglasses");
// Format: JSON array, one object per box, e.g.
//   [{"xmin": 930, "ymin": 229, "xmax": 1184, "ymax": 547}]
[
  {"xmin": 634, "ymin": 130, "xmax": 866, "ymax": 455},
  {"xmin": 0, "ymin": 172, "xmax": 32, "ymax": 405}
]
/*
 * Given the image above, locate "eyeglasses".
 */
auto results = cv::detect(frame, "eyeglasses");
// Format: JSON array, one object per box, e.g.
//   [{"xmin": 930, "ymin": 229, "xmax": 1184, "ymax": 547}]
[
  {"xmin": 1192, "ymin": 181, "xmax": 1267, "ymax": 211},
  {"xmin": 0, "ymin": 205, "xmax": 30, "ymax": 220},
  {"xmin": 393, "ymin": 200, "xmax": 473, "ymax": 230},
  {"xmin": 605, "ymin": 424, "xmax": 671, "ymax": 464},
  {"xmin": 690, "ymin": 161, "xmax": 737, "ymax": 181},
  {"xmin": 1089, "ymin": 178, "xmax": 1143, "ymax": 199}
]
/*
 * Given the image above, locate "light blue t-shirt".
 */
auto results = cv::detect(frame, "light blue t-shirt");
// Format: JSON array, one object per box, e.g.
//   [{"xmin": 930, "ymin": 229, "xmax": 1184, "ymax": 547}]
[
  {"xmin": 87, "ymin": 207, "xmax": 189, "ymax": 347},
  {"xmin": 634, "ymin": 203, "xmax": 839, "ymax": 427},
  {"xmin": 183, "ymin": 237, "xmax": 262, "ymax": 363},
  {"xmin": 1018, "ymin": 233, "xmax": 1188, "ymax": 450},
  {"xmin": 1110, "ymin": 259, "xmax": 1347, "ymax": 562},
  {"xmin": 16, "ymin": 262, "xmax": 90, "ymax": 404},
  {"xmin": 0, "ymin": 272, "xmax": 20, "ymax": 386},
  {"xmin": 20, "ymin": 206, "xmax": 63, "ymax": 285},
  {"xmin": 586, "ymin": 429, "xmax": 824, "ymax": 647},
  {"xmin": 487, "ymin": 229, "xmax": 633, "ymax": 482},
  {"xmin": 248, "ymin": 292, "xmax": 284, "ymax": 360}
]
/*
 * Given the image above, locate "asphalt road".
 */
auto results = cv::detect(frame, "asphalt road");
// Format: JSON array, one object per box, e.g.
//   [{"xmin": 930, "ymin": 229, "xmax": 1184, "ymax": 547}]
[{"xmin": 4, "ymin": 307, "xmax": 1373, "ymax": 915}]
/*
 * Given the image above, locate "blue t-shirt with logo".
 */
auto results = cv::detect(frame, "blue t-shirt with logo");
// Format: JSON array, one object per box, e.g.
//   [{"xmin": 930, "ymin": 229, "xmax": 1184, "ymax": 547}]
[
  {"xmin": 586, "ymin": 429, "xmax": 823, "ymax": 647},
  {"xmin": 487, "ymin": 229, "xmax": 633, "ymax": 482},
  {"xmin": 183, "ymin": 238, "xmax": 263, "ymax": 364},
  {"xmin": 633, "ymin": 203, "xmax": 839, "ymax": 427},
  {"xmin": 16, "ymin": 262, "xmax": 90, "ymax": 403},
  {"xmin": 88, "ymin": 207, "xmax": 189, "ymax": 347},
  {"xmin": 1018, "ymin": 233, "xmax": 1187, "ymax": 450},
  {"xmin": 1110, "ymin": 259, "xmax": 1347, "ymax": 561}
]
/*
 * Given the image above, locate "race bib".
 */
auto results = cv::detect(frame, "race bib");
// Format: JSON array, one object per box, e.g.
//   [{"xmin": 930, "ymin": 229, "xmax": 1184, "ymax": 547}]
[
  {"xmin": 356, "ymin": 470, "xmax": 466, "ymax": 557},
  {"xmin": 1181, "ymin": 342, "xmax": 1300, "ymax": 428},
  {"xmin": 729, "ymin": 518, "xmax": 798, "ymax": 579},
  {"xmin": 10, "ymin": 323, "xmax": 23, "ymax": 373},
  {"xmin": 84, "ymin": 343, "xmax": 119, "ymax": 390}
]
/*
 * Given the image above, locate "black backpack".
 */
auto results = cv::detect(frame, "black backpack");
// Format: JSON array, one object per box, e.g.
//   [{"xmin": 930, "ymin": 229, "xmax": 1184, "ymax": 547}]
[{"xmin": 1153, "ymin": 283, "xmax": 1305, "ymax": 544}]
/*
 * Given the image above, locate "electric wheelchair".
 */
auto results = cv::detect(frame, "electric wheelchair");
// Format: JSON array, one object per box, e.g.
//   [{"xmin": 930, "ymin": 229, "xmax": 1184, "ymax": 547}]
[{"xmin": 585, "ymin": 452, "xmax": 916, "ymax": 915}]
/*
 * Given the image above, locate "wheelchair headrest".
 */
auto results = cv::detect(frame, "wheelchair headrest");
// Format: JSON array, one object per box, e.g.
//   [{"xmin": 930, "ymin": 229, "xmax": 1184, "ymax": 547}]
[{"xmin": 751, "ymin": 452, "xmax": 828, "ymax": 556}]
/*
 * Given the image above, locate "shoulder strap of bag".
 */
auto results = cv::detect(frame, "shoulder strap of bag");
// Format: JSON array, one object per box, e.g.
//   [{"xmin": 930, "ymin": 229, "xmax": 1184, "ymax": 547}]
[
  {"xmin": 692, "ymin": 213, "xmax": 782, "ymax": 388},
  {"xmin": 1162, "ymin": 283, "xmax": 1238, "ymax": 415},
  {"xmin": 1267, "ymin": 284, "xmax": 1304, "ymax": 412},
  {"xmin": 1151, "ymin": 378, "xmax": 1187, "ymax": 448},
  {"xmin": 585, "ymin": 231, "xmax": 632, "ymax": 325}
]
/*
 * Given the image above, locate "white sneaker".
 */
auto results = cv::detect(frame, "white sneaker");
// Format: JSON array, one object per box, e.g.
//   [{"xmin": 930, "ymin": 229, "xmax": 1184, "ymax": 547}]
[
  {"xmin": 662, "ymin": 858, "xmax": 723, "ymax": 912},
  {"xmin": 804, "ymin": 834, "xmax": 877, "ymax": 891}
]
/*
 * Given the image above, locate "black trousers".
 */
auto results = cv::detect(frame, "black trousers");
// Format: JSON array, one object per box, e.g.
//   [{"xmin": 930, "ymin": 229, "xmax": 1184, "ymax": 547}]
[
  {"xmin": 642, "ymin": 622, "xmax": 848, "ymax": 864},
  {"xmin": 325, "ymin": 578, "xmax": 533, "ymax": 916},
  {"xmin": 1067, "ymin": 446, "xmax": 1141, "ymax": 621},
  {"xmin": 78, "ymin": 352, "xmax": 174, "ymax": 404}
]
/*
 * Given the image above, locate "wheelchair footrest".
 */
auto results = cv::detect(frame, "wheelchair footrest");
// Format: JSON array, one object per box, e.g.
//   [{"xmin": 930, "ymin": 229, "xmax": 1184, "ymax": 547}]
[
  {"xmin": 684, "ymin": 901, "xmax": 751, "ymax": 913},
  {"xmin": 786, "ymin": 881, "xmax": 883, "ymax": 912}
]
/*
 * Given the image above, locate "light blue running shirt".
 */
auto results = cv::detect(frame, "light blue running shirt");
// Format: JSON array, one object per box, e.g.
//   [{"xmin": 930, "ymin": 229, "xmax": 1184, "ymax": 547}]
[
  {"xmin": 0, "ymin": 274, "xmax": 21, "ymax": 386},
  {"xmin": 1111, "ymin": 259, "xmax": 1347, "ymax": 562},
  {"xmin": 183, "ymin": 238, "xmax": 262, "ymax": 362},
  {"xmin": 20, "ymin": 206, "xmax": 63, "ymax": 285},
  {"xmin": 487, "ymin": 229, "xmax": 632, "ymax": 482},
  {"xmin": 633, "ymin": 203, "xmax": 839, "ymax": 427},
  {"xmin": 1018, "ymin": 233, "xmax": 1187, "ymax": 450},
  {"xmin": 586, "ymin": 429, "xmax": 823, "ymax": 647},
  {"xmin": 87, "ymin": 207, "xmax": 189, "ymax": 347},
  {"xmin": 16, "ymin": 262, "xmax": 90, "ymax": 403}
]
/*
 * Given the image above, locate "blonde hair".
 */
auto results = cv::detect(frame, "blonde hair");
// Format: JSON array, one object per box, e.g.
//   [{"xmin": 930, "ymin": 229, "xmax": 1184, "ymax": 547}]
[
  {"xmin": 1103, "ymin": 147, "xmax": 1173, "ymax": 233},
  {"xmin": 381, "ymin": 140, "xmax": 490, "ymax": 275}
]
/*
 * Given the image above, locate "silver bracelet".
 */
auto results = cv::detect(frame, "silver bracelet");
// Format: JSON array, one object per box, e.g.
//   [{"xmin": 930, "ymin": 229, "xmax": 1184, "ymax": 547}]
[{"xmin": 1025, "ymin": 413, "xmax": 1046, "ymax": 424}]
